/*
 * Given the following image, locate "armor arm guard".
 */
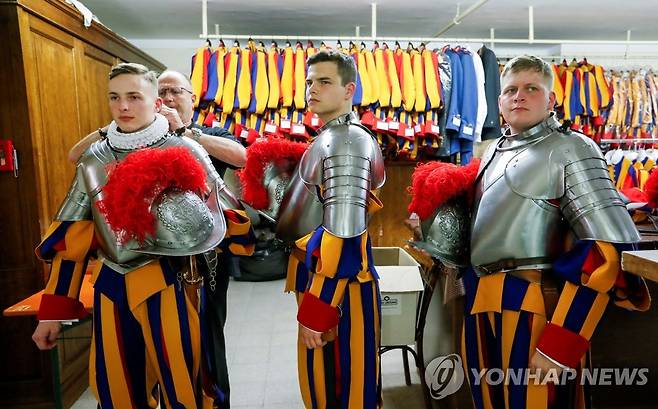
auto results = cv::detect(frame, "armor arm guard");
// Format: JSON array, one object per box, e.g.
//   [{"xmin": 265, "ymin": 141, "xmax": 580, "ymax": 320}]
[
  {"xmin": 560, "ymin": 157, "xmax": 640, "ymax": 243},
  {"xmin": 54, "ymin": 165, "xmax": 92, "ymax": 221},
  {"xmin": 299, "ymin": 124, "xmax": 385, "ymax": 238}
]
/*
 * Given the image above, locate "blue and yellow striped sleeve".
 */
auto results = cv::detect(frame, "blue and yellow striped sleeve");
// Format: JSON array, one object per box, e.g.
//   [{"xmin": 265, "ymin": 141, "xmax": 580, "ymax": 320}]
[
  {"xmin": 35, "ymin": 220, "xmax": 96, "ymax": 321},
  {"xmin": 296, "ymin": 193, "xmax": 383, "ymax": 333},
  {"xmin": 537, "ymin": 240, "xmax": 650, "ymax": 368}
]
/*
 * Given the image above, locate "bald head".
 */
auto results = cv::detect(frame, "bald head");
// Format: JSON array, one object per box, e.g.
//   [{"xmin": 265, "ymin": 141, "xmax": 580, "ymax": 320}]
[{"xmin": 158, "ymin": 70, "xmax": 193, "ymax": 89}]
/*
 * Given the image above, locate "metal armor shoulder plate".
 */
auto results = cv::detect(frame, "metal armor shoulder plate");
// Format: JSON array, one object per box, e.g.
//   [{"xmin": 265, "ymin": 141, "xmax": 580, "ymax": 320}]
[
  {"xmin": 299, "ymin": 123, "xmax": 385, "ymax": 188},
  {"xmin": 298, "ymin": 123, "xmax": 385, "ymax": 238},
  {"xmin": 504, "ymin": 130, "xmax": 639, "ymax": 243},
  {"xmin": 54, "ymin": 164, "xmax": 92, "ymax": 221}
]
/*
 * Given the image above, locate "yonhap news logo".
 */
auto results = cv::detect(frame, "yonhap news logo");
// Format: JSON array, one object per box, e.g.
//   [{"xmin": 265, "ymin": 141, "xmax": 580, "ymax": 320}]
[
  {"xmin": 424, "ymin": 354, "xmax": 465, "ymax": 400},
  {"xmin": 425, "ymin": 354, "xmax": 650, "ymax": 400}
]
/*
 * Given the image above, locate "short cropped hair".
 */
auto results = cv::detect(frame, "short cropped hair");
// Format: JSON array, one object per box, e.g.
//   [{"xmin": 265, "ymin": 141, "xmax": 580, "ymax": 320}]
[
  {"xmin": 500, "ymin": 55, "xmax": 553, "ymax": 91},
  {"xmin": 307, "ymin": 50, "xmax": 357, "ymax": 86},
  {"xmin": 108, "ymin": 63, "xmax": 158, "ymax": 96}
]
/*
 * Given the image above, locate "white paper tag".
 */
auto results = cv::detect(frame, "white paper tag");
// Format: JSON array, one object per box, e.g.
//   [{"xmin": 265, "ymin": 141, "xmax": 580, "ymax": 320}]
[
  {"xmin": 212, "ymin": 120, "xmax": 222, "ymax": 128},
  {"xmin": 265, "ymin": 123, "xmax": 277, "ymax": 133},
  {"xmin": 389, "ymin": 121, "xmax": 400, "ymax": 130},
  {"xmin": 292, "ymin": 123, "xmax": 306, "ymax": 134},
  {"xmin": 452, "ymin": 116, "xmax": 461, "ymax": 127},
  {"xmin": 376, "ymin": 120, "xmax": 389, "ymax": 131},
  {"xmin": 240, "ymin": 129, "xmax": 250, "ymax": 139},
  {"xmin": 404, "ymin": 127, "xmax": 415, "ymax": 137},
  {"xmin": 311, "ymin": 116, "xmax": 320, "ymax": 126},
  {"xmin": 462, "ymin": 125, "xmax": 474, "ymax": 136},
  {"xmin": 431, "ymin": 124, "xmax": 440, "ymax": 134},
  {"xmin": 414, "ymin": 124, "xmax": 421, "ymax": 133},
  {"xmin": 280, "ymin": 119, "xmax": 291, "ymax": 129},
  {"xmin": 381, "ymin": 294, "xmax": 402, "ymax": 315}
]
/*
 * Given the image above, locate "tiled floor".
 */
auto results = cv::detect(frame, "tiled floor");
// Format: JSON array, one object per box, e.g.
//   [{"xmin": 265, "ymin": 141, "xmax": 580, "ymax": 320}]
[{"xmin": 73, "ymin": 278, "xmax": 425, "ymax": 408}]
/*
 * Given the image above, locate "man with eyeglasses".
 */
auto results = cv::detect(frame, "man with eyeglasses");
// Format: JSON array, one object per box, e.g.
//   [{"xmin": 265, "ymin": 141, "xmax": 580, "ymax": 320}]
[{"xmin": 68, "ymin": 69, "xmax": 248, "ymax": 409}]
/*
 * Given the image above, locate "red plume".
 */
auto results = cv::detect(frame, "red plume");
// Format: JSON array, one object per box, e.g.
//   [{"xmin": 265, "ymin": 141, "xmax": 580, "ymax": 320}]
[
  {"xmin": 96, "ymin": 147, "xmax": 208, "ymax": 244},
  {"xmin": 408, "ymin": 158, "xmax": 481, "ymax": 220},
  {"xmin": 645, "ymin": 170, "xmax": 658, "ymax": 208},
  {"xmin": 238, "ymin": 137, "xmax": 308, "ymax": 209}
]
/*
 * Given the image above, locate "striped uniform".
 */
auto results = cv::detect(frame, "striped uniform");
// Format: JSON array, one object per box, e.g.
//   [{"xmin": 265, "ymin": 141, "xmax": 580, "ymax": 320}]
[
  {"xmin": 462, "ymin": 241, "xmax": 650, "ymax": 409},
  {"xmin": 285, "ymin": 194, "xmax": 384, "ymax": 409},
  {"xmin": 37, "ymin": 209, "xmax": 254, "ymax": 409}
]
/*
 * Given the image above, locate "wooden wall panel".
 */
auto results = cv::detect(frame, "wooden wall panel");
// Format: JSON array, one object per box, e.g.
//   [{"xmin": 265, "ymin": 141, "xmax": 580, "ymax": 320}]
[{"xmin": 76, "ymin": 44, "xmax": 113, "ymax": 137}]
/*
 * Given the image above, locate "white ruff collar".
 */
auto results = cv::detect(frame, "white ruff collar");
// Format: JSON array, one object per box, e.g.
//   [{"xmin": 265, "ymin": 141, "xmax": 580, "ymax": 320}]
[{"xmin": 107, "ymin": 114, "xmax": 170, "ymax": 150}]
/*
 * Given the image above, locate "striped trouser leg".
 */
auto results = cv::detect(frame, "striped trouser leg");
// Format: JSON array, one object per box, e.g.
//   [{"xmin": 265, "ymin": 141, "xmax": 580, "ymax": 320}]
[
  {"xmin": 297, "ymin": 280, "xmax": 382, "ymax": 409},
  {"xmin": 462, "ymin": 310, "xmax": 543, "ymax": 409},
  {"xmin": 90, "ymin": 284, "xmax": 201, "ymax": 408}
]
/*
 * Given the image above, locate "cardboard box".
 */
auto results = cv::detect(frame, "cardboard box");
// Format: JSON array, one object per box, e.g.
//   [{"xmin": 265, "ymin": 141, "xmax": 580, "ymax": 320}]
[{"xmin": 373, "ymin": 247, "xmax": 424, "ymax": 346}]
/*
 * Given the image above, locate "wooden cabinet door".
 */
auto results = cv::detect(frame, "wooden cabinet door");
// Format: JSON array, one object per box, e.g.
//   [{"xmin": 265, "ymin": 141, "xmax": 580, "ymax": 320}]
[
  {"xmin": 23, "ymin": 15, "xmax": 82, "ymax": 231},
  {"xmin": 76, "ymin": 43, "xmax": 114, "ymax": 137}
]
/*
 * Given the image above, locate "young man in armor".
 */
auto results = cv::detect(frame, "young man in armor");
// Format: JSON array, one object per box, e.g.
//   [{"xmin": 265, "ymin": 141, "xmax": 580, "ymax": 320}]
[
  {"xmin": 285, "ymin": 50, "xmax": 386, "ymax": 409},
  {"xmin": 32, "ymin": 63, "xmax": 251, "ymax": 408},
  {"xmin": 463, "ymin": 55, "xmax": 649, "ymax": 409}
]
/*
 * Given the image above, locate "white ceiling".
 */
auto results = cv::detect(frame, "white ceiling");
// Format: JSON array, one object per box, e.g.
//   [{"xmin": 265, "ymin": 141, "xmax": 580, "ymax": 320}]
[{"xmin": 82, "ymin": 0, "xmax": 658, "ymax": 42}]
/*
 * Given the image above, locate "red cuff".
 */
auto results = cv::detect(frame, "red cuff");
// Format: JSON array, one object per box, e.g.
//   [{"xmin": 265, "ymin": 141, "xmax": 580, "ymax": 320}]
[
  {"xmin": 536, "ymin": 323, "xmax": 590, "ymax": 368},
  {"xmin": 37, "ymin": 294, "xmax": 89, "ymax": 321},
  {"xmin": 297, "ymin": 292, "xmax": 339, "ymax": 332}
]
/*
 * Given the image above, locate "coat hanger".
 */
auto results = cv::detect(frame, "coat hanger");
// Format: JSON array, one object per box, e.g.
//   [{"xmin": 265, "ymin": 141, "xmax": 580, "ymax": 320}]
[
  {"xmin": 336, "ymin": 39, "xmax": 343, "ymax": 49},
  {"xmin": 271, "ymin": 40, "xmax": 278, "ymax": 49},
  {"xmin": 205, "ymin": 38, "xmax": 212, "ymax": 48},
  {"xmin": 233, "ymin": 39, "xmax": 240, "ymax": 48},
  {"xmin": 218, "ymin": 39, "xmax": 225, "ymax": 48}
]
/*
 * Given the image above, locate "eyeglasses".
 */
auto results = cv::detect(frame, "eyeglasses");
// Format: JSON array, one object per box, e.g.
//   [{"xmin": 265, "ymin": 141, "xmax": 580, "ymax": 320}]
[{"xmin": 158, "ymin": 86, "xmax": 193, "ymax": 97}]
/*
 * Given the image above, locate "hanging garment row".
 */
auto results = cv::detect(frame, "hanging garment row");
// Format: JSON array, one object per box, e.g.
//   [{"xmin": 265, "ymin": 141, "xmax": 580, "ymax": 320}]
[
  {"xmin": 603, "ymin": 144, "xmax": 658, "ymax": 223},
  {"xmin": 188, "ymin": 39, "xmax": 500, "ymax": 163},
  {"xmin": 549, "ymin": 59, "xmax": 658, "ymax": 146}
]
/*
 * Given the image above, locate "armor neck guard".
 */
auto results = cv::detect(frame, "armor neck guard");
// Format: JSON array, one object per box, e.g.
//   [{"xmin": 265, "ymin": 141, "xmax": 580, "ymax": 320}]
[
  {"xmin": 316, "ymin": 111, "xmax": 360, "ymax": 133},
  {"xmin": 498, "ymin": 112, "xmax": 560, "ymax": 151},
  {"xmin": 107, "ymin": 113, "xmax": 170, "ymax": 150}
]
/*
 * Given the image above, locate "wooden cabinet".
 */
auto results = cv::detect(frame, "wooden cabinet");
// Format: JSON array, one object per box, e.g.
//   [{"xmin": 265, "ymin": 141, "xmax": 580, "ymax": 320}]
[{"xmin": 0, "ymin": 1, "xmax": 164, "ymax": 408}]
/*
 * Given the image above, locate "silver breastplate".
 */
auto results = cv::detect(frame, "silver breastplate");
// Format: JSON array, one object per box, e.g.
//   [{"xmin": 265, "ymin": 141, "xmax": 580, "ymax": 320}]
[
  {"xmin": 470, "ymin": 148, "xmax": 566, "ymax": 273},
  {"xmin": 470, "ymin": 115, "xmax": 567, "ymax": 274}
]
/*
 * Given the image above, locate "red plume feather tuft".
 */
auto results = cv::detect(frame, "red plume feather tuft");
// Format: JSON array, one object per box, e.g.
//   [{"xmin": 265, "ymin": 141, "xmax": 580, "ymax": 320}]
[
  {"xmin": 645, "ymin": 170, "xmax": 658, "ymax": 208},
  {"xmin": 408, "ymin": 158, "xmax": 481, "ymax": 220},
  {"xmin": 239, "ymin": 137, "xmax": 308, "ymax": 209}
]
